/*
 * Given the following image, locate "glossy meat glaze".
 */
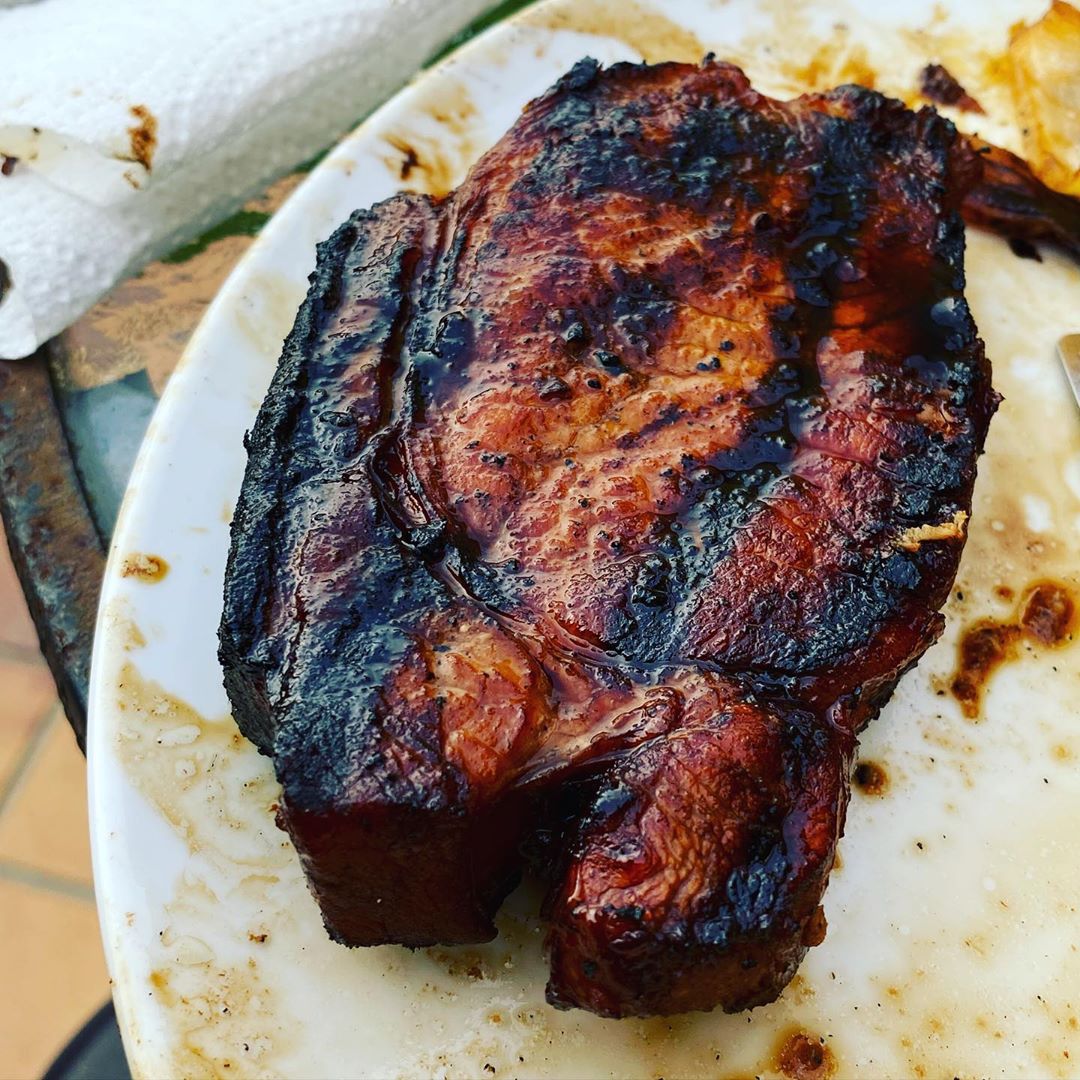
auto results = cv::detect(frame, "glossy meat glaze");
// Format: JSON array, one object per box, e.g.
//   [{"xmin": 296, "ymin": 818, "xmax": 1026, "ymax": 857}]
[{"xmin": 221, "ymin": 59, "xmax": 1001, "ymax": 1017}]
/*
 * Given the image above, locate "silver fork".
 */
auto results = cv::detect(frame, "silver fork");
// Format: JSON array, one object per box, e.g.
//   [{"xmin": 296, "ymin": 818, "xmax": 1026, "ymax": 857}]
[{"xmin": 1059, "ymin": 334, "xmax": 1080, "ymax": 409}]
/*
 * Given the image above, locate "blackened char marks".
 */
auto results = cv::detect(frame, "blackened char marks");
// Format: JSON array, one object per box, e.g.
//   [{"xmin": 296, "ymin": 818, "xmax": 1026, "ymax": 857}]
[
  {"xmin": 919, "ymin": 63, "xmax": 985, "ymax": 113},
  {"xmin": 221, "ymin": 196, "xmax": 434, "ymax": 749},
  {"xmin": 221, "ymin": 59, "xmax": 998, "ymax": 1016},
  {"xmin": 221, "ymin": 195, "xmax": 544, "ymax": 945}
]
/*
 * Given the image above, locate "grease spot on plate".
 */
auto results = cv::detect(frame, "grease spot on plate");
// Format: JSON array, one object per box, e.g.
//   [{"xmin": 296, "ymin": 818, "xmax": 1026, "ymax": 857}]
[
  {"xmin": 148, "ymin": 956, "xmax": 283, "ymax": 1079},
  {"xmin": 115, "ymin": 653, "xmax": 295, "ymax": 1075},
  {"xmin": 853, "ymin": 759, "xmax": 889, "ymax": 796},
  {"xmin": 775, "ymin": 1029, "xmax": 835, "ymax": 1080},
  {"xmin": 380, "ymin": 82, "xmax": 482, "ymax": 198},
  {"xmin": 950, "ymin": 618, "xmax": 1021, "ymax": 720},
  {"xmin": 114, "ymin": 658, "xmax": 286, "ymax": 866},
  {"xmin": 520, "ymin": 0, "xmax": 705, "ymax": 64},
  {"xmin": 121, "ymin": 552, "xmax": 169, "ymax": 582},
  {"xmin": 950, "ymin": 581, "xmax": 1076, "ymax": 718},
  {"xmin": 1019, "ymin": 581, "xmax": 1076, "ymax": 646},
  {"xmin": 234, "ymin": 271, "xmax": 306, "ymax": 363}
]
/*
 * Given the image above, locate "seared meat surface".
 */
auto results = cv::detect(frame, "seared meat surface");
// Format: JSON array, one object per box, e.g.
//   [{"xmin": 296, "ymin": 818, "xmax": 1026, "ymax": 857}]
[
  {"xmin": 221, "ymin": 59, "xmax": 1000, "ymax": 1017},
  {"xmin": 964, "ymin": 136, "xmax": 1080, "ymax": 263}
]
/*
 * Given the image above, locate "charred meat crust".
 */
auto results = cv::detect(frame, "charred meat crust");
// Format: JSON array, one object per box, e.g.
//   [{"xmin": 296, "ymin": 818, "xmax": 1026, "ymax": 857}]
[
  {"xmin": 221, "ymin": 197, "xmax": 433, "ymax": 757},
  {"xmin": 545, "ymin": 699, "xmax": 854, "ymax": 1017},
  {"xmin": 963, "ymin": 137, "xmax": 1080, "ymax": 263},
  {"xmin": 221, "ymin": 58, "xmax": 1002, "ymax": 1015},
  {"xmin": 919, "ymin": 63, "xmax": 985, "ymax": 113},
  {"xmin": 221, "ymin": 197, "xmax": 539, "ymax": 944}
]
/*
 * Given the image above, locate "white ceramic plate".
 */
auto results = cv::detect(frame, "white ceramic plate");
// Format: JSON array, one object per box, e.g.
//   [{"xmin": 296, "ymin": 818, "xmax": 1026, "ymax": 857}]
[{"xmin": 89, "ymin": 1, "xmax": 1080, "ymax": 1076}]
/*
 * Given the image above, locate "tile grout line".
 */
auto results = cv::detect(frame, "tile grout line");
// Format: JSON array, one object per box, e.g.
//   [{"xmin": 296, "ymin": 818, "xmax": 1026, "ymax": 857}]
[
  {"xmin": 0, "ymin": 703, "xmax": 61, "ymax": 818},
  {"xmin": 0, "ymin": 859, "xmax": 95, "ymax": 903}
]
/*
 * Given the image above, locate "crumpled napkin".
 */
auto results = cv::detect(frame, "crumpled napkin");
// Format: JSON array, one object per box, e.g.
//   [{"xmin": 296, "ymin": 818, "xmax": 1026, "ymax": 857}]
[{"xmin": 0, "ymin": 0, "xmax": 495, "ymax": 358}]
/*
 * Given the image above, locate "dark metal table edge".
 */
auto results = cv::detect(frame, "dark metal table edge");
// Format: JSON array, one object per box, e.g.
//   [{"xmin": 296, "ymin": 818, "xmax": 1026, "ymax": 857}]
[{"xmin": 0, "ymin": 343, "xmax": 106, "ymax": 747}]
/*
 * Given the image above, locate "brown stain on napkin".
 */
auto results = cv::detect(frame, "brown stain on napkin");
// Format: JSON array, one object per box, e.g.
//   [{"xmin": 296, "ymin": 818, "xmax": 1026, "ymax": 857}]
[{"xmin": 128, "ymin": 104, "xmax": 158, "ymax": 171}]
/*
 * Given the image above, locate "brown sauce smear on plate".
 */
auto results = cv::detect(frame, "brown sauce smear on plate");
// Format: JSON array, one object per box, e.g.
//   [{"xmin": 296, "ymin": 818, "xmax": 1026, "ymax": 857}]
[
  {"xmin": 853, "ymin": 759, "xmax": 889, "ymax": 796},
  {"xmin": 1019, "ymin": 582, "xmax": 1076, "ymax": 645},
  {"xmin": 380, "ymin": 83, "xmax": 481, "ymax": 198},
  {"xmin": 120, "ymin": 552, "xmax": 169, "ymax": 582},
  {"xmin": 775, "ymin": 1029, "xmax": 835, "ymax": 1080},
  {"xmin": 951, "ymin": 581, "xmax": 1075, "ymax": 719},
  {"xmin": 520, "ymin": 0, "xmax": 705, "ymax": 64}
]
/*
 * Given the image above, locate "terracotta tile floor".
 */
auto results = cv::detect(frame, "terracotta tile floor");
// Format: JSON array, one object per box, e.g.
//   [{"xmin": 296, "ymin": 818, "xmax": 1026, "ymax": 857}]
[{"xmin": 0, "ymin": 531, "xmax": 111, "ymax": 1079}]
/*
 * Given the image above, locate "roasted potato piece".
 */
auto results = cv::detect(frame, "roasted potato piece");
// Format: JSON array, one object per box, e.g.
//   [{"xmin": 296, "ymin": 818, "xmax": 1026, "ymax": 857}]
[{"xmin": 1009, "ymin": 0, "xmax": 1080, "ymax": 196}]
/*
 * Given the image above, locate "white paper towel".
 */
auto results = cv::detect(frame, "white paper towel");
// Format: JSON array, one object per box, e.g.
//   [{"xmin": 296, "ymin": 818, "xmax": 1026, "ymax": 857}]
[{"xmin": 0, "ymin": 0, "xmax": 496, "ymax": 358}]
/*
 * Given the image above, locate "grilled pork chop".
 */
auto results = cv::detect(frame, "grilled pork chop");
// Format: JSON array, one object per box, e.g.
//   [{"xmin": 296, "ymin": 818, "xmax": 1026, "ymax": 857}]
[{"xmin": 221, "ymin": 58, "xmax": 1004, "ymax": 1017}]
